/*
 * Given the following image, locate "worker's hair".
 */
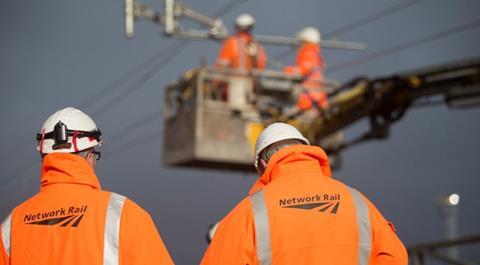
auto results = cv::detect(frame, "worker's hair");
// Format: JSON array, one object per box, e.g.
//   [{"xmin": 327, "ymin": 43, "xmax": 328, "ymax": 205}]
[
  {"xmin": 41, "ymin": 148, "xmax": 92, "ymax": 160},
  {"xmin": 75, "ymin": 148, "xmax": 92, "ymax": 159},
  {"xmin": 259, "ymin": 139, "xmax": 304, "ymax": 163}
]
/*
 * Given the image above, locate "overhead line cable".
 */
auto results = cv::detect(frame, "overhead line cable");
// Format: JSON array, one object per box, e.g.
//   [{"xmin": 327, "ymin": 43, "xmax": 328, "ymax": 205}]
[
  {"xmin": 105, "ymin": 109, "xmax": 162, "ymax": 148},
  {"xmin": 91, "ymin": 41, "xmax": 188, "ymax": 118},
  {"xmin": 213, "ymin": 0, "xmax": 248, "ymax": 17},
  {"xmin": 324, "ymin": 0, "xmax": 425, "ymax": 38},
  {"xmin": 270, "ymin": 0, "xmax": 424, "ymax": 62},
  {"xmin": 79, "ymin": 44, "xmax": 181, "ymax": 110},
  {"xmin": 328, "ymin": 18, "xmax": 480, "ymax": 73},
  {"xmin": 0, "ymin": 43, "xmax": 186, "ymax": 185},
  {"xmin": 0, "ymin": 30, "xmax": 182, "ymax": 169},
  {"xmin": 269, "ymin": 48, "xmax": 295, "ymax": 67},
  {"xmin": 105, "ymin": 128, "xmax": 163, "ymax": 159}
]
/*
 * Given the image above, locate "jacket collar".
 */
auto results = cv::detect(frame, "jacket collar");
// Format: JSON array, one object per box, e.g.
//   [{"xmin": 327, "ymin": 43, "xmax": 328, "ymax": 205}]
[
  {"xmin": 40, "ymin": 153, "xmax": 101, "ymax": 190},
  {"xmin": 235, "ymin": 31, "xmax": 254, "ymax": 42},
  {"xmin": 300, "ymin": 43, "xmax": 320, "ymax": 52},
  {"xmin": 249, "ymin": 145, "xmax": 331, "ymax": 195}
]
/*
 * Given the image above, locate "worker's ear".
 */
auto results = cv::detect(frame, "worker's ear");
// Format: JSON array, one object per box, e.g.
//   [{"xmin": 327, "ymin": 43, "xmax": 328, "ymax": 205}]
[
  {"xmin": 85, "ymin": 150, "xmax": 96, "ymax": 168},
  {"xmin": 256, "ymin": 158, "xmax": 268, "ymax": 175}
]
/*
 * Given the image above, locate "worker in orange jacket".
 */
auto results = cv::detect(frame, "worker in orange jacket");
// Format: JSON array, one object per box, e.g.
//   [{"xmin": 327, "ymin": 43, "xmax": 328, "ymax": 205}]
[
  {"xmin": 285, "ymin": 27, "xmax": 328, "ymax": 110},
  {"xmin": 216, "ymin": 14, "xmax": 267, "ymax": 71},
  {"xmin": 201, "ymin": 123, "xmax": 408, "ymax": 265},
  {"xmin": 0, "ymin": 107, "xmax": 174, "ymax": 265}
]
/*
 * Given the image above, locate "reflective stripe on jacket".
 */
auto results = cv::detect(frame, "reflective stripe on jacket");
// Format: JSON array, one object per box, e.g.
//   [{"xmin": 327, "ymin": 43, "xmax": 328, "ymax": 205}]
[
  {"xmin": 0, "ymin": 153, "xmax": 174, "ymax": 265},
  {"xmin": 216, "ymin": 32, "xmax": 267, "ymax": 71},
  {"xmin": 201, "ymin": 145, "xmax": 408, "ymax": 265}
]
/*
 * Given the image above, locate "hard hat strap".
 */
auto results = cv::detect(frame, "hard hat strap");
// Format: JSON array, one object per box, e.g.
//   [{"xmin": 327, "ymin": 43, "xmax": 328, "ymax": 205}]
[
  {"xmin": 72, "ymin": 130, "xmax": 79, "ymax": 152},
  {"xmin": 36, "ymin": 128, "xmax": 102, "ymax": 142},
  {"xmin": 39, "ymin": 129, "xmax": 45, "ymax": 153},
  {"xmin": 36, "ymin": 121, "xmax": 102, "ymax": 151}
]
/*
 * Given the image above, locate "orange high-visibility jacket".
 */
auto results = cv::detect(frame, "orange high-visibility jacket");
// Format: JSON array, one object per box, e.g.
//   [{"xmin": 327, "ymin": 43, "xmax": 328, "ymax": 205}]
[
  {"xmin": 285, "ymin": 43, "xmax": 328, "ymax": 109},
  {"xmin": 295, "ymin": 43, "xmax": 326, "ymax": 76},
  {"xmin": 216, "ymin": 32, "xmax": 267, "ymax": 71},
  {"xmin": 0, "ymin": 153, "xmax": 174, "ymax": 265},
  {"xmin": 201, "ymin": 145, "xmax": 408, "ymax": 265}
]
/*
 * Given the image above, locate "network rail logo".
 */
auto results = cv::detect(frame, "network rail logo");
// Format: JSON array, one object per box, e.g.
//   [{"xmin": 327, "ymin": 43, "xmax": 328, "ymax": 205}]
[
  {"xmin": 23, "ymin": 206, "xmax": 88, "ymax": 228},
  {"xmin": 279, "ymin": 194, "xmax": 340, "ymax": 214}
]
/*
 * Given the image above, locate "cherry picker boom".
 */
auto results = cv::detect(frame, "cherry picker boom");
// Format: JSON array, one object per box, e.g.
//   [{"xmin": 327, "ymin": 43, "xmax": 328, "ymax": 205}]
[
  {"xmin": 294, "ymin": 58, "xmax": 480, "ymax": 155},
  {"xmin": 162, "ymin": 58, "xmax": 480, "ymax": 171}
]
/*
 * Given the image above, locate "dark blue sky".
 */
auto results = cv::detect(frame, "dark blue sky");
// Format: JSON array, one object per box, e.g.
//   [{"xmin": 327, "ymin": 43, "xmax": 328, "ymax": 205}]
[{"xmin": 1, "ymin": 0, "xmax": 479, "ymax": 264}]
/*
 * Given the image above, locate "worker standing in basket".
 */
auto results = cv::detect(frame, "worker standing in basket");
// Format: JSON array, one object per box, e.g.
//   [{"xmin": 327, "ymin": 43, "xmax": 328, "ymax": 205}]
[
  {"xmin": 285, "ymin": 27, "xmax": 328, "ymax": 111},
  {"xmin": 216, "ymin": 14, "xmax": 267, "ymax": 71}
]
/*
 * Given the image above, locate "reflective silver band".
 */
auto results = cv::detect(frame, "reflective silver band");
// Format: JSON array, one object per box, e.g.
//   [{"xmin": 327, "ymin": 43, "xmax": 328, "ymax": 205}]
[
  {"xmin": 104, "ymin": 192, "xmax": 126, "ymax": 265},
  {"xmin": 251, "ymin": 190, "xmax": 272, "ymax": 265},
  {"xmin": 1, "ymin": 212, "xmax": 12, "ymax": 257},
  {"xmin": 348, "ymin": 187, "xmax": 372, "ymax": 265},
  {"xmin": 237, "ymin": 37, "xmax": 246, "ymax": 70}
]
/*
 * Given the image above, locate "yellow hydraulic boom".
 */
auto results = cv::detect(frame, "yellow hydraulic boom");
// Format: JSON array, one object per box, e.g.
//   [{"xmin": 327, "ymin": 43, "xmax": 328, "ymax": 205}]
[{"xmin": 163, "ymin": 58, "xmax": 480, "ymax": 171}]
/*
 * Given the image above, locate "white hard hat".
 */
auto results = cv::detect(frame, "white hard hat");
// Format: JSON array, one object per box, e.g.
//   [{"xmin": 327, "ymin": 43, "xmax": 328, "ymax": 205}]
[
  {"xmin": 298, "ymin": 27, "xmax": 321, "ymax": 44},
  {"xmin": 254, "ymin": 123, "xmax": 309, "ymax": 168},
  {"xmin": 235, "ymin": 14, "xmax": 255, "ymax": 30},
  {"xmin": 207, "ymin": 221, "xmax": 220, "ymax": 243},
  {"xmin": 36, "ymin": 107, "xmax": 102, "ymax": 154}
]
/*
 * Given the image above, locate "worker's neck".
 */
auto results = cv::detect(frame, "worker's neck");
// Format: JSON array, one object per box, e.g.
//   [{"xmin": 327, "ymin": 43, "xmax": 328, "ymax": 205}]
[{"xmin": 236, "ymin": 31, "xmax": 252, "ymax": 40}]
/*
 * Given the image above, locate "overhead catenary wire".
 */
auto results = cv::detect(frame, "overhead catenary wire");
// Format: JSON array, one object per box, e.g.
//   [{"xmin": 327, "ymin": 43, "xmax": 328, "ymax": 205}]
[
  {"xmin": 328, "ymin": 18, "xmax": 480, "ymax": 73},
  {"xmin": 104, "ymin": 109, "xmax": 162, "ymax": 148},
  {"xmin": 79, "ymin": 45, "xmax": 184, "ymax": 111},
  {"xmin": 213, "ymin": 0, "xmax": 249, "ymax": 17},
  {"xmin": 0, "ymin": 43, "xmax": 186, "ymax": 187},
  {"xmin": 270, "ymin": 0, "xmax": 424, "ymax": 63},
  {"xmin": 269, "ymin": 48, "xmax": 296, "ymax": 68},
  {"xmin": 0, "ymin": 40, "xmax": 184, "ymax": 170},
  {"xmin": 104, "ymin": 128, "xmax": 163, "ymax": 159},
  {"xmin": 0, "ymin": 44, "xmax": 181, "ymax": 169},
  {"xmin": 91, "ymin": 41, "xmax": 188, "ymax": 118},
  {"xmin": 323, "ymin": 0, "xmax": 425, "ymax": 38}
]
